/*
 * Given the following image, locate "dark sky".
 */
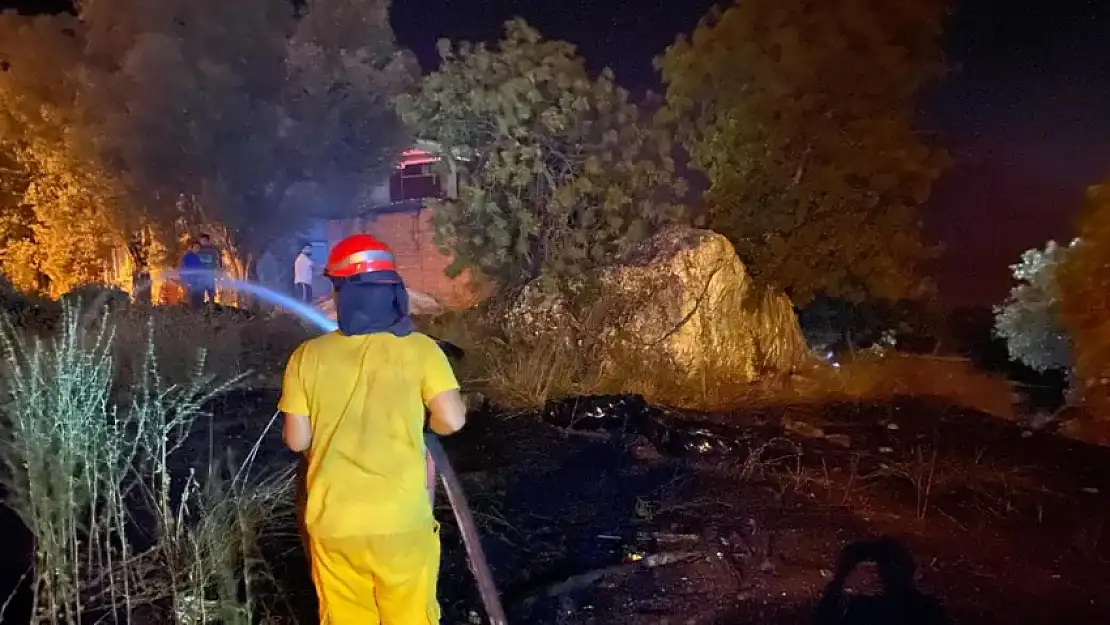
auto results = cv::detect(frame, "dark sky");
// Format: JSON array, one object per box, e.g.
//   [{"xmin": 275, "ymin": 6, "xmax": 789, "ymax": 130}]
[{"xmin": 4, "ymin": 0, "xmax": 1109, "ymax": 306}]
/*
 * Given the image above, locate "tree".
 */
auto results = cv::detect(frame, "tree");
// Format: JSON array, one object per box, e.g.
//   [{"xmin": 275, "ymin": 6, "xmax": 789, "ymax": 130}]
[
  {"xmin": 993, "ymin": 241, "xmax": 1072, "ymax": 373},
  {"xmin": 1058, "ymin": 183, "xmax": 1110, "ymax": 410},
  {"xmin": 658, "ymin": 0, "xmax": 949, "ymax": 304},
  {"xmin": 0, "ymin": 143, "xmax": 43, "ymax": 293},
  {"xmin": 396, "ymin": 18, "xmax": 687, "ymax": 290},
  {"xmin": 1, "ymin": 0, "xmax": 416, "ymax": 287},
  {"xmin": 78, "ymin": 0, "xmax": 417, "ymax": 271},
  {"xmin": 0, "ymin": 12, "xmax": 119, "ymax": 296}
]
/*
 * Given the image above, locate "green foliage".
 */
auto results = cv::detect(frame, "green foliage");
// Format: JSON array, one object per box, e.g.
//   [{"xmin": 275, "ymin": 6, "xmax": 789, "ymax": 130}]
[
  {"xmin": 993, "ymin": 241, "xmax": 1072, "ymax": 373},
  {"xmin": 396, "ymin": 18, "xmax": 687, "ymax": 290},
  {"xmin": 1058, "ymin": 183, "xmax": 1110, "ymax": 410},
  {"xmin": 658, "ymin": 0, "xmax": 950, "ymax": 304}
]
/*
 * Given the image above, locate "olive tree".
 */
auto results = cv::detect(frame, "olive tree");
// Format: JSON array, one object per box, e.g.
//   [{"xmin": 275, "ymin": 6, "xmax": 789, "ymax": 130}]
[{"xmin": 397, "ymin": 18, "xmax": 687, "ymax": 290}]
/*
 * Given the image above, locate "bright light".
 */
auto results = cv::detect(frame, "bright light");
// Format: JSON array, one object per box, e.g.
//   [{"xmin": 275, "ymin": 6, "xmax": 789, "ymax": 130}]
[{"xmin": 400, "ymin": 149, "xmax": 439, "ymax": 167}]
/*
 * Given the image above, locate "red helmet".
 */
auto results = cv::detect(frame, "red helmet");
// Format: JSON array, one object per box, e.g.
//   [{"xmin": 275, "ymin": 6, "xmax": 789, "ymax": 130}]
[{"xmin": 325, "ymin": 234, "xmax": 401, "ymax": 283}]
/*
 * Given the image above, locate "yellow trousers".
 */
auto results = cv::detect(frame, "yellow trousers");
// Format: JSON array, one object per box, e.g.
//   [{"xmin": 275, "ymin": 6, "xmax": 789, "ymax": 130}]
[{"xmin": 309, "ymin": 523, "xmax": 442, "ymax": 624}]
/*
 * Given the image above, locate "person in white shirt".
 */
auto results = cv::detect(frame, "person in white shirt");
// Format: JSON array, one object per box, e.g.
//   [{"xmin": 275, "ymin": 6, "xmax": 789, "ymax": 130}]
[{"xmin": 294, "ymin": 243, "xmax": 315, "ymax": 303}]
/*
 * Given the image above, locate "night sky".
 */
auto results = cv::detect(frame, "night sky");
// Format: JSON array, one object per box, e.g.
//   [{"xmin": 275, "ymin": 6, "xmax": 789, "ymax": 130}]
[{"xmin": 3, "ymin": 0, "xmax": 1109, "ymax": 306}]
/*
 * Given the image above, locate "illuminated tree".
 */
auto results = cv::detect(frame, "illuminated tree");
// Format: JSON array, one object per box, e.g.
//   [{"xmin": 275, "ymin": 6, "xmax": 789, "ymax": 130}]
[
  {"xmin": 1058, "ymin": 183, "xmax": 1110, "ymax": 411},
  {"xmin": 0, "ymin": 143, "xmax": 43, "ymax": 293},
  {"xmin": 658, "ymin": 0, "xmax": 950, "ymax": 304},
  {"xmin": 1, "ymin": 0, "xmax": 415, "ymax": 285},
  {"xmin": 993, "ymin": 241, "xmax": 1072, "ymax": 373},
  {"xmin": 0, "ymin": 12, "xmax": 118, "ymax": 295},
  {"xmin": 396, "ymin": 19, "xmax": 687, "ymax": 289},
  {"xmin": 78, "ymin": 0, "xmax": 416, "ymax": 269}
]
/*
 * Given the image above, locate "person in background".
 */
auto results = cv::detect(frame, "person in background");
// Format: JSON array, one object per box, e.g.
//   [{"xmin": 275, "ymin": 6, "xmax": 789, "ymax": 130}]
[
  {"xmin": 179, "ymin": 240, "xmax": 205, "ymax": 310},
  {"xmin": 294, "ymin": 242, "xmax": 315, "ymax": 304},
  {"xmin": 194, "ymin": 233, "xmax": 221, "ymax": 304},
  {"xmin": 280, "ymin": 233, "xmax": 466, "ymax": 624}
]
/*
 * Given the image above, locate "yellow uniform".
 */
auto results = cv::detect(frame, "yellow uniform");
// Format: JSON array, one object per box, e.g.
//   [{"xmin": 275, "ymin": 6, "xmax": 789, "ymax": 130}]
[{"xmin": 279, "ymin": 330, "xmax": 459, "ymax": 625}]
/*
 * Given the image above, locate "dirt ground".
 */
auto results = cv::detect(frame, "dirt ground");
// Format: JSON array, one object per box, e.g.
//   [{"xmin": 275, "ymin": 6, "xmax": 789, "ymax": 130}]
[
  {"xmin": 5, "ymin": 387, "xmax": 1107, "ymax": 623},
  {"xmin": 213, "ymin": 390, "xmax": 1110, "ymax": 625}
]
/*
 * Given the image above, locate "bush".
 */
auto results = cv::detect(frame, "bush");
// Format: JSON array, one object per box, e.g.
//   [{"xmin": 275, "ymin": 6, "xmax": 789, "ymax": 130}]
[
  {"xmin": 58, "ymin": 283, "xmax": 131, "ymax": 312},
  {"xmin": 0, "ymin": 272, "xmax": 57, "ymax": 332},
  {"xmin": 420, "ymin": 293, "xmax": 766, "ymax": 412},
  {"xmin": 993, "ymin": 241, "xmax": 1072, "ymax": 373},
  {"xmin": 0, "ymin": 303, "xmax": 292, "ymax": 624},
  {"xmin": 420, "ymin": 299, "xmax": 1014, "ymax": 417}
]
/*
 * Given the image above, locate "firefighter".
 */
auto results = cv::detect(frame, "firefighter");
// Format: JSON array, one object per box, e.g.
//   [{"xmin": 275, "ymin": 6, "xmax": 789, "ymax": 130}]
[{"xmin": 279, "ymin": 233, "xmax": 467, "ymax": 624}]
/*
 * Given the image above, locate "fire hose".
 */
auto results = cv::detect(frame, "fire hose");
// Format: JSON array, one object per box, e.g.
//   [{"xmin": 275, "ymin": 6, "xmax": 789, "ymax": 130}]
[
  {"xmin": 426, "ymin": 337, "xmax": 506, "ymax": 623},
  {"xmin": 425, "ymin": 433, "xmax": 507, "ymax": 624}
]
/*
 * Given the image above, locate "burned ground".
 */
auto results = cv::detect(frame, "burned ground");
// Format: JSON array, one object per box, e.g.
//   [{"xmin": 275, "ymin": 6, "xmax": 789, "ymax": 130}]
[
  {"xmin": 200, "ymin": 390, "xmax": 1110, "ymax": 625},
  {"xmin": 2, "ymin": 380, "xmax": 1107, "ymax": 624}
]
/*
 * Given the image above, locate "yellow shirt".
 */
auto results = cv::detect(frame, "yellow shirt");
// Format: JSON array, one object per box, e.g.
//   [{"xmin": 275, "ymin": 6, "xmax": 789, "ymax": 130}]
[{"xmin": 278, "ymin": 331, "xmax": 459, "ymax": 537}]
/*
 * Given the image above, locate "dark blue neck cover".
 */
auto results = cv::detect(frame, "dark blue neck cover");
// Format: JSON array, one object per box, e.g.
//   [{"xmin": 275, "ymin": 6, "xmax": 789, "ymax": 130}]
[{"xmin": 334, "ymin": 281, "xmax": 414, "ymax": 337}]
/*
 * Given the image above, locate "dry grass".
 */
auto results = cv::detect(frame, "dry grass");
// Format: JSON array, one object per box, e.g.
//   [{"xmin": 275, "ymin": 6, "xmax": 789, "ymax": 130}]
[
  {"xmin": 418, "ymin": 310, "xmax": 603, "ymax": 409},
  {"xmin": 0, "ymin": 303, "xmax": 293, "ymax": 624},
  {"xmin": 110, "ymin": 305, "xmax": 310, "ymax": 391},
  {"xmin": 419, "ymin": 305, "xmax": 1016, "ymax": 420},
  {"xmin": 771, "ymin": 353, "xmax": 1016, "ymax": 419}
]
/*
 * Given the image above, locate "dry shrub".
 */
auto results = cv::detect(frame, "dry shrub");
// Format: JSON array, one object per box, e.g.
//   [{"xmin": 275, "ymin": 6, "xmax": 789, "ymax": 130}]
[
  {"xmin": 593, "ymin": 341, "xmax": 763, "ymax": 411},
  {"xmin": 418, "ymin": 301, "xmax": 787, "ymax": 412},
  {"xmin": 421, "ymin": 302, "xmax": 1016, "ymax": 419},
  {"xmin": 417, "ymin": 309, "xmax": 603, "ymax": 409},
  {"xmin": 0, "ymin": 303, "xmax": 291, "ymax": 624}
]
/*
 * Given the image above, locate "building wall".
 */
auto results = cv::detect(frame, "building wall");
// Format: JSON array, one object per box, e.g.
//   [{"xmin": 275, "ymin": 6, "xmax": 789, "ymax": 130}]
[{"xmin": 327, "ymin": 207, "xmax": 484, "ymax": 309}]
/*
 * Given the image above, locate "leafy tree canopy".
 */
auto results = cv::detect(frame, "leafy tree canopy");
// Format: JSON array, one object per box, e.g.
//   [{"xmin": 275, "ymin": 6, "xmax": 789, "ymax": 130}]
[
  {"xmin": 993, "ymin": 240, "xmax": 1072, "ymax": 373},
  {"xmin": 1058, "ymin": 182, "xmax": 1110, "ymax": 409},
  {"xmin": 396, "ymin": 18, "xmax": 687, "ymax": 291},
  {"xmin": 658, "ymin": 0, "xmax": 950, "ymax": 304}
]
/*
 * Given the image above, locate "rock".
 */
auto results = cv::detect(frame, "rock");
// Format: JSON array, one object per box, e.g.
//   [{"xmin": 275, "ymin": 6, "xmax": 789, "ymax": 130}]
[
  {"xmin": 408, "ymin": 289, "xmax": 446, "ymax": 315},
  {"xmin": 505, "ymin": 226, "xmax": 810, "ymax": 383},
  {"xmin": 315, "ymin": 288, "xmax": 445, "ymax": 318}
]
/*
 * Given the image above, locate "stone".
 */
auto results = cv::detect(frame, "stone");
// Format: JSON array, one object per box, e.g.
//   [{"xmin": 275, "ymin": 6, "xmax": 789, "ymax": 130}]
[{"xmin": 504, "ymin": 225, "xmax": 811, "ymax": 383}]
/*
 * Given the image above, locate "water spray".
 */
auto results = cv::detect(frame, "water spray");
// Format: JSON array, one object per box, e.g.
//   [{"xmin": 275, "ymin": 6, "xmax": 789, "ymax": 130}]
[{"xmin": 163, "ymin": 270, "xmax": 508, "ymax": 624}]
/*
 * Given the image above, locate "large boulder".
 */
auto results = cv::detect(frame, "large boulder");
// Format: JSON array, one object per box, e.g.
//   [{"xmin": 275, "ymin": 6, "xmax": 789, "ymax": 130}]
[{"xmin": 505, "ymin": 226, "xmax": 810, "ymax": 382}]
